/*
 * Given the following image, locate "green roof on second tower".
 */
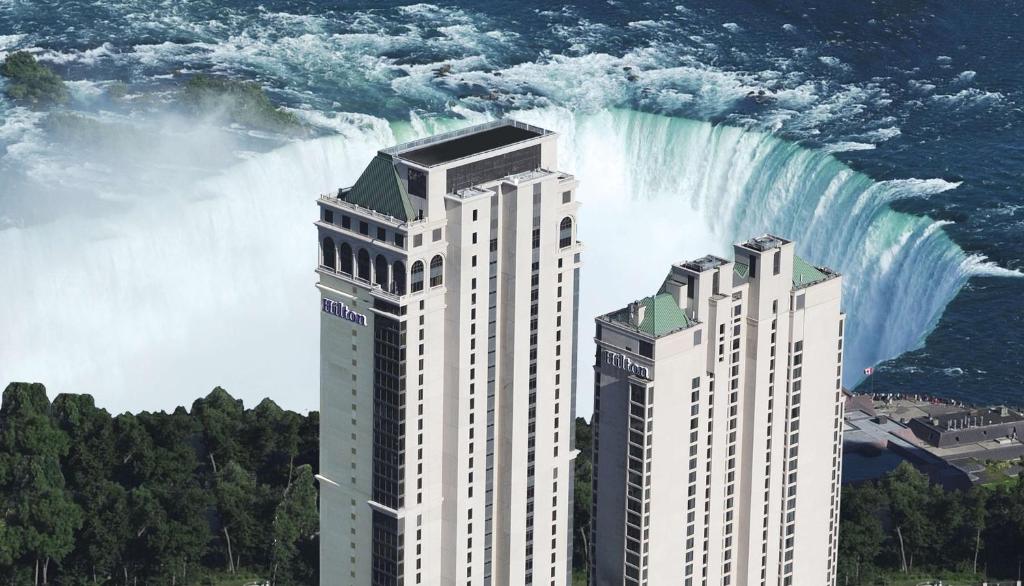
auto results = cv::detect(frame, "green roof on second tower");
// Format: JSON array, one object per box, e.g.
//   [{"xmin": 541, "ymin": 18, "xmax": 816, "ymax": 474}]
[
  {"xmin": 637, "ymin": 293, "xmax": 693, "ymax": 336},
  {"xmin": 604, "ymin": 292, "xmax": 693, "ymax": 338},
  {"xmin": 340, "ymin": 154, "xmax": 415, "ymax": 222},
  {"xmin": 792, "ymin": 256, "xmax": 829, "ymax": 288}
]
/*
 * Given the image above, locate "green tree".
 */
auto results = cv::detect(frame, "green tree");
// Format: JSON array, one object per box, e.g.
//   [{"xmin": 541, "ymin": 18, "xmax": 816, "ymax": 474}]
[
  {"xmin": 213, "ymin": 461, "xmax": 261, "ymax": 575},
  {"xmin": 270, "ymin": 465, "xmax": 318, "ymax": 585},
  {"xmin": 138, "ymin": 409, "xmax": 208, "ymax": 584},
  {"xmin": 52, "ymin": 394, "xmax": 127, "ymax": 585},
  {"xmin": 572, "ymin": 417, "xmax": 593, "ymax": 578},
  {"xmin": 883, "ymin": 462, "xmax": 937, "ymax": 573},
  {"xmin": 837, "ymin": 483, "xmax": 886, "ymax": 584},
  {"xmin": 0, "ymin": 52, "xmax": 70, "ymax": 107},
  {"xmin": 297, "ymin": 410, "xmax": 319, "ymax": 473},
  {"xmin": 112, "ymin": 413, "xmax": 157, "ymax": 487},
  {"xmin": 245, "ymin": 399, "xmax": 303, "ymax": 488},
  {"xmin": 179, "ymin": 74, "xmax": 303, "ymax": 135},
  {"xmin": 961, "ymin": 487, "xmax": 989, "ymax": 575},
  {"xmin": 0, "ymin": 383, "xmax": 82, "ymax": 585},
  {"xmin": 192, "ymin": 388, "xmax": 245, "ymax": 474},
  {"xmin": 983, "ymin": 476, "xmax": 1024, "ymax": 578}
]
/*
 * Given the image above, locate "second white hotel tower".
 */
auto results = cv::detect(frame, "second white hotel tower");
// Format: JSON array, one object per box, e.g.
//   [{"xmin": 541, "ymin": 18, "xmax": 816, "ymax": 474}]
[
  {"xmin": 316, "ymin": 121, "xmax": 582, "ymax": 586},
  {"xmin": 591, "ymin": 236, "xmax": 845, "ymax": 586}
]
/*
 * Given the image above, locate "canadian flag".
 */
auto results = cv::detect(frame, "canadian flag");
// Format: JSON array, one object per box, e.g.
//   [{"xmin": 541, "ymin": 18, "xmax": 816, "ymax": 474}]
[{"xmin": 863, "ymin": 367, "xmax": 874, "ymax": 376}]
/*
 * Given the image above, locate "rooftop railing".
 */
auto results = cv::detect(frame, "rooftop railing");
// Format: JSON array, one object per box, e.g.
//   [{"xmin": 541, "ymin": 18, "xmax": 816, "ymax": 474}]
[
  {"xmin": 380, "ymin": 118, "xmax": 552, "ymax": 158},
  {"xmin": 318, "ymin": 193, "xmax": 427, "ymax": 227}
]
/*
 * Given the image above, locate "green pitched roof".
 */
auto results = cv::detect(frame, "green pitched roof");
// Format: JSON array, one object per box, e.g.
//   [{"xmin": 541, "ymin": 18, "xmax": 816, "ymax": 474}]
[
  {"xmin": 792, "ymin": 256, "xmax": 828, "ymax": 288},
  {"xmin": 343, "ymin": 154, "xmax": 414, "ymax": 221},
  {"xmin": 636, "ymin": 293, "xmax": 692, "ymax": 337}
]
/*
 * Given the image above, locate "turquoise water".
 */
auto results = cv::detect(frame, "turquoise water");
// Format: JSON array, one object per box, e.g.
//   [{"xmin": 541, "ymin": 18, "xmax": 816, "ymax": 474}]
[{"xmin": 1, "ymin": 1, "xmax": 1020, "ymax": 412}]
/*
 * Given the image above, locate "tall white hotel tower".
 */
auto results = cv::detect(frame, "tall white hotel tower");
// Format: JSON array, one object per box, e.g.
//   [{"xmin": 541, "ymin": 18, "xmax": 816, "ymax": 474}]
[
  {"xmin": 316, "ymin": 120, "xmax": 582, "ymax": 586},
  {"xmin": 591, "ymin": 236, "xmax": 844, "ymax": 586}
]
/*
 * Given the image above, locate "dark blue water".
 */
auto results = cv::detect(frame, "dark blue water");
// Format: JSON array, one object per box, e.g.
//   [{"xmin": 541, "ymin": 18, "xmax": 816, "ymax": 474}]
[{"xmin": 1, "ymin": 0, "xmax": 1021, "ymax": 411}]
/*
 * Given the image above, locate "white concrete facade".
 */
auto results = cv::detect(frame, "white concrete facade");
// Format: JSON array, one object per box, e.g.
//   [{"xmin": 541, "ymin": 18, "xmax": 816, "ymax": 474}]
[
  {"xmin": 317, "ymin": 120, "xmax": 582, "ymax": 586},
  {"xmin": 591, "ymin": 235, "xmax": 844, "ymax": 586}
]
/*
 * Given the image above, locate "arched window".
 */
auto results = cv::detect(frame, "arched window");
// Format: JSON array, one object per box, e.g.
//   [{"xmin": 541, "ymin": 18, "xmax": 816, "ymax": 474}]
[
  {"xmin": 411, "ymin": 261, "xmax": 424, "ymax": 293},
  {"xmin": 339, "ymin": 242, "xmax": 353, "ymax": 275},
  {"xmin": 559, "ymin": 217, "xmax": 573, "ymax": 249},
  {"xmin": 393, "ymin": 261, "xmax": 407, "ymax": 295},
  {"xmin": 375, "ymin": 254, "xmax": 389, "ymax": 290},
  {"xmin": 357, "ymin": 249, "xmax": 371, "ymax": 281},
  {"xmin": 322, "ymin": 237, "xmax": 336, "ymax": 270},
  {"xmin": 429, "ymin": 255, "xmax": 444, "ymax": 287}
]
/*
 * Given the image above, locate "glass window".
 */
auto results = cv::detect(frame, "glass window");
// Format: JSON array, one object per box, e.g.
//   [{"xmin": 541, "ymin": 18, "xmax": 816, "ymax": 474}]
[
  {"xmin": 638, "ymin": 340, "xmax": 653, "ymax": 358},
  {"xmin": 357, "ymin": 248, "xmax": 371, "ymax": 280},
  {"xmin": 321, "ymin": 237, "xmax": 336, "ymax": 270},
  {"xmin": 430, "ymin": 255, "xmax": 444, "ymax": 287},
  {"xmin": 339, "ymin": 242, "xmax": 353, "ymax": 275},
  {"xmin": 445, "ymin": 145, "xmax": 541, "ymax": 193},
  {"xmin": 375, "ymin": 254, "xmax": 389, "ymax": 289},
  {"xmin": 559, "ymin": 217, "xmax": 572, "ymax": 248},
  {"xmin": 408, "ymin": 168, "xmax": 427, "ymax": 198},
  {"xmin": 393, "ymin": 261, "xmax": 406, "ymax": 295},
  {"xmin": 411, "ymin": 261, "xmax": 424, "ymax": 293}
]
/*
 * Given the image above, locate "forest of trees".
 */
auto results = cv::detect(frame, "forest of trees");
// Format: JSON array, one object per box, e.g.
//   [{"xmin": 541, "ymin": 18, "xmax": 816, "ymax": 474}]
[
  {"xmin": 4, "ymin": 383, "xmax": 1024, "ymax": 586},
  {"xmin": 0, "ymin": 383, "xmax": 318, "ymax": 585},
  {"xmin": 837, "ymin": 461, "xmax": 1024, "ymax": 584}
]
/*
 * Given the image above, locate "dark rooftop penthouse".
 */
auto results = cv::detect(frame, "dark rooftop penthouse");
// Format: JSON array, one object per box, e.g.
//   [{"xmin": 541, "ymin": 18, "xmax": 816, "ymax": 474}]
[
  {"xmin": 681, "ymin": 255, "xmax": 729, "ymax": 272},
  {"xmin": 384, "ymin": 119, "xmax": 550, "ymax": 167},
  {"xmin": 741, "ymin": 234, "xmax": 791, "ymax": 252}
]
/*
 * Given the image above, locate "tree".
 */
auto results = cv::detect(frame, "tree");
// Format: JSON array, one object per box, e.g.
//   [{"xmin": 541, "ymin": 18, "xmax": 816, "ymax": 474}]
[
  {"xmin": 983, "ymin": 477, "xmax": 1024, "ymax": 578},
  {"xmin": 0, "ymin": 52, "xmax": 70, "ymax": 106},
  {"xmin": 137, "ymin": 408, "xmax": 208, "ymax": 584},
  {"xmin": 0, "ymin": 383, "xmax": 82, "ymax": 585},
  {"xmin": 270, "ymin": 465, "xmax": 319, "ymax": 585},
  {"xmin": 883, "ymin": 462, "xmax": 936, "ymax": 572},
  {"xmin": 213, "ymin": 461, "xmax": 261, "ymax": 574},
  {"xmin": 837, "ymin": 483, "xmax": 885, "ymax": 584},
  {"xmin": 244, "ymin": 399, "xmax": 303, "ymax": 489},
  {"xmin": 192, "ymin": 388, "xmax": 245, "ymax": 474},
  {"xmin": 962, "ymin": 488, "xmax": 989, "ymax": 575},
  {"xmin": 572, "ymin": 417, "xmax": 593, "ymax": 577},
  {"xmin": 179, "ymin": 74, "xmax": 304, "ymax": 135},
  {"xmin": 52, "ymin": 394, "xmax": 129, "ymax": 585}
]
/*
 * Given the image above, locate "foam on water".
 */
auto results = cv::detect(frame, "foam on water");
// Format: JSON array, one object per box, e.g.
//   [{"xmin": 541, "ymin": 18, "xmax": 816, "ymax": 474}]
[
  {"xmin": 1, "ymin": 0, "xmax": 1020, "ymax": 411},
  {"xmin": 1, "ymin": 105, "xmax": 1006, "ymax": 415}
]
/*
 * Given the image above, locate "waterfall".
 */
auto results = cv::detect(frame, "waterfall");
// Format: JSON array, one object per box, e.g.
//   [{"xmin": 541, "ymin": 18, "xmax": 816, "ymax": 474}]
[
  {"xmin": 520, "ymin": 109, "xmax": 980, "ymax": 414},
  {"xmin": 0, "ymin": 107, "xmax": 998, "ymax": 414}
]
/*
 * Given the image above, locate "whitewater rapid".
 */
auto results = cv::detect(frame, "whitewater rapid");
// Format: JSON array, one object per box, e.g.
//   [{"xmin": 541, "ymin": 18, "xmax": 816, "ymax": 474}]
[{"xmin": 0, "ymin": 107, "xmax": 995, "ymax": 414}]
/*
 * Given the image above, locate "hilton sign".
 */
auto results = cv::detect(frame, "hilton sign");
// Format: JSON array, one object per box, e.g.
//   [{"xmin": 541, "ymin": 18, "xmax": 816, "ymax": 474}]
[
  {"xmin": 322, "ymin": 298, "xmax": 368, "ymax": 326},
  {"xmin": 604, "ymin": 351, "xmax": 650, "ymax": 379}
]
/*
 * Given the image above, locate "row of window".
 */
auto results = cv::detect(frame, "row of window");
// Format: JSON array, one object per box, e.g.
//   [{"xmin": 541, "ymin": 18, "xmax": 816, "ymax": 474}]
[
  {"xmin": 323, "ymin": 208, "xmax": 407, "ymax": 248},
  {"xmin": 321, "ymin": 236, "xmax": 445, "ymax": 294}
]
